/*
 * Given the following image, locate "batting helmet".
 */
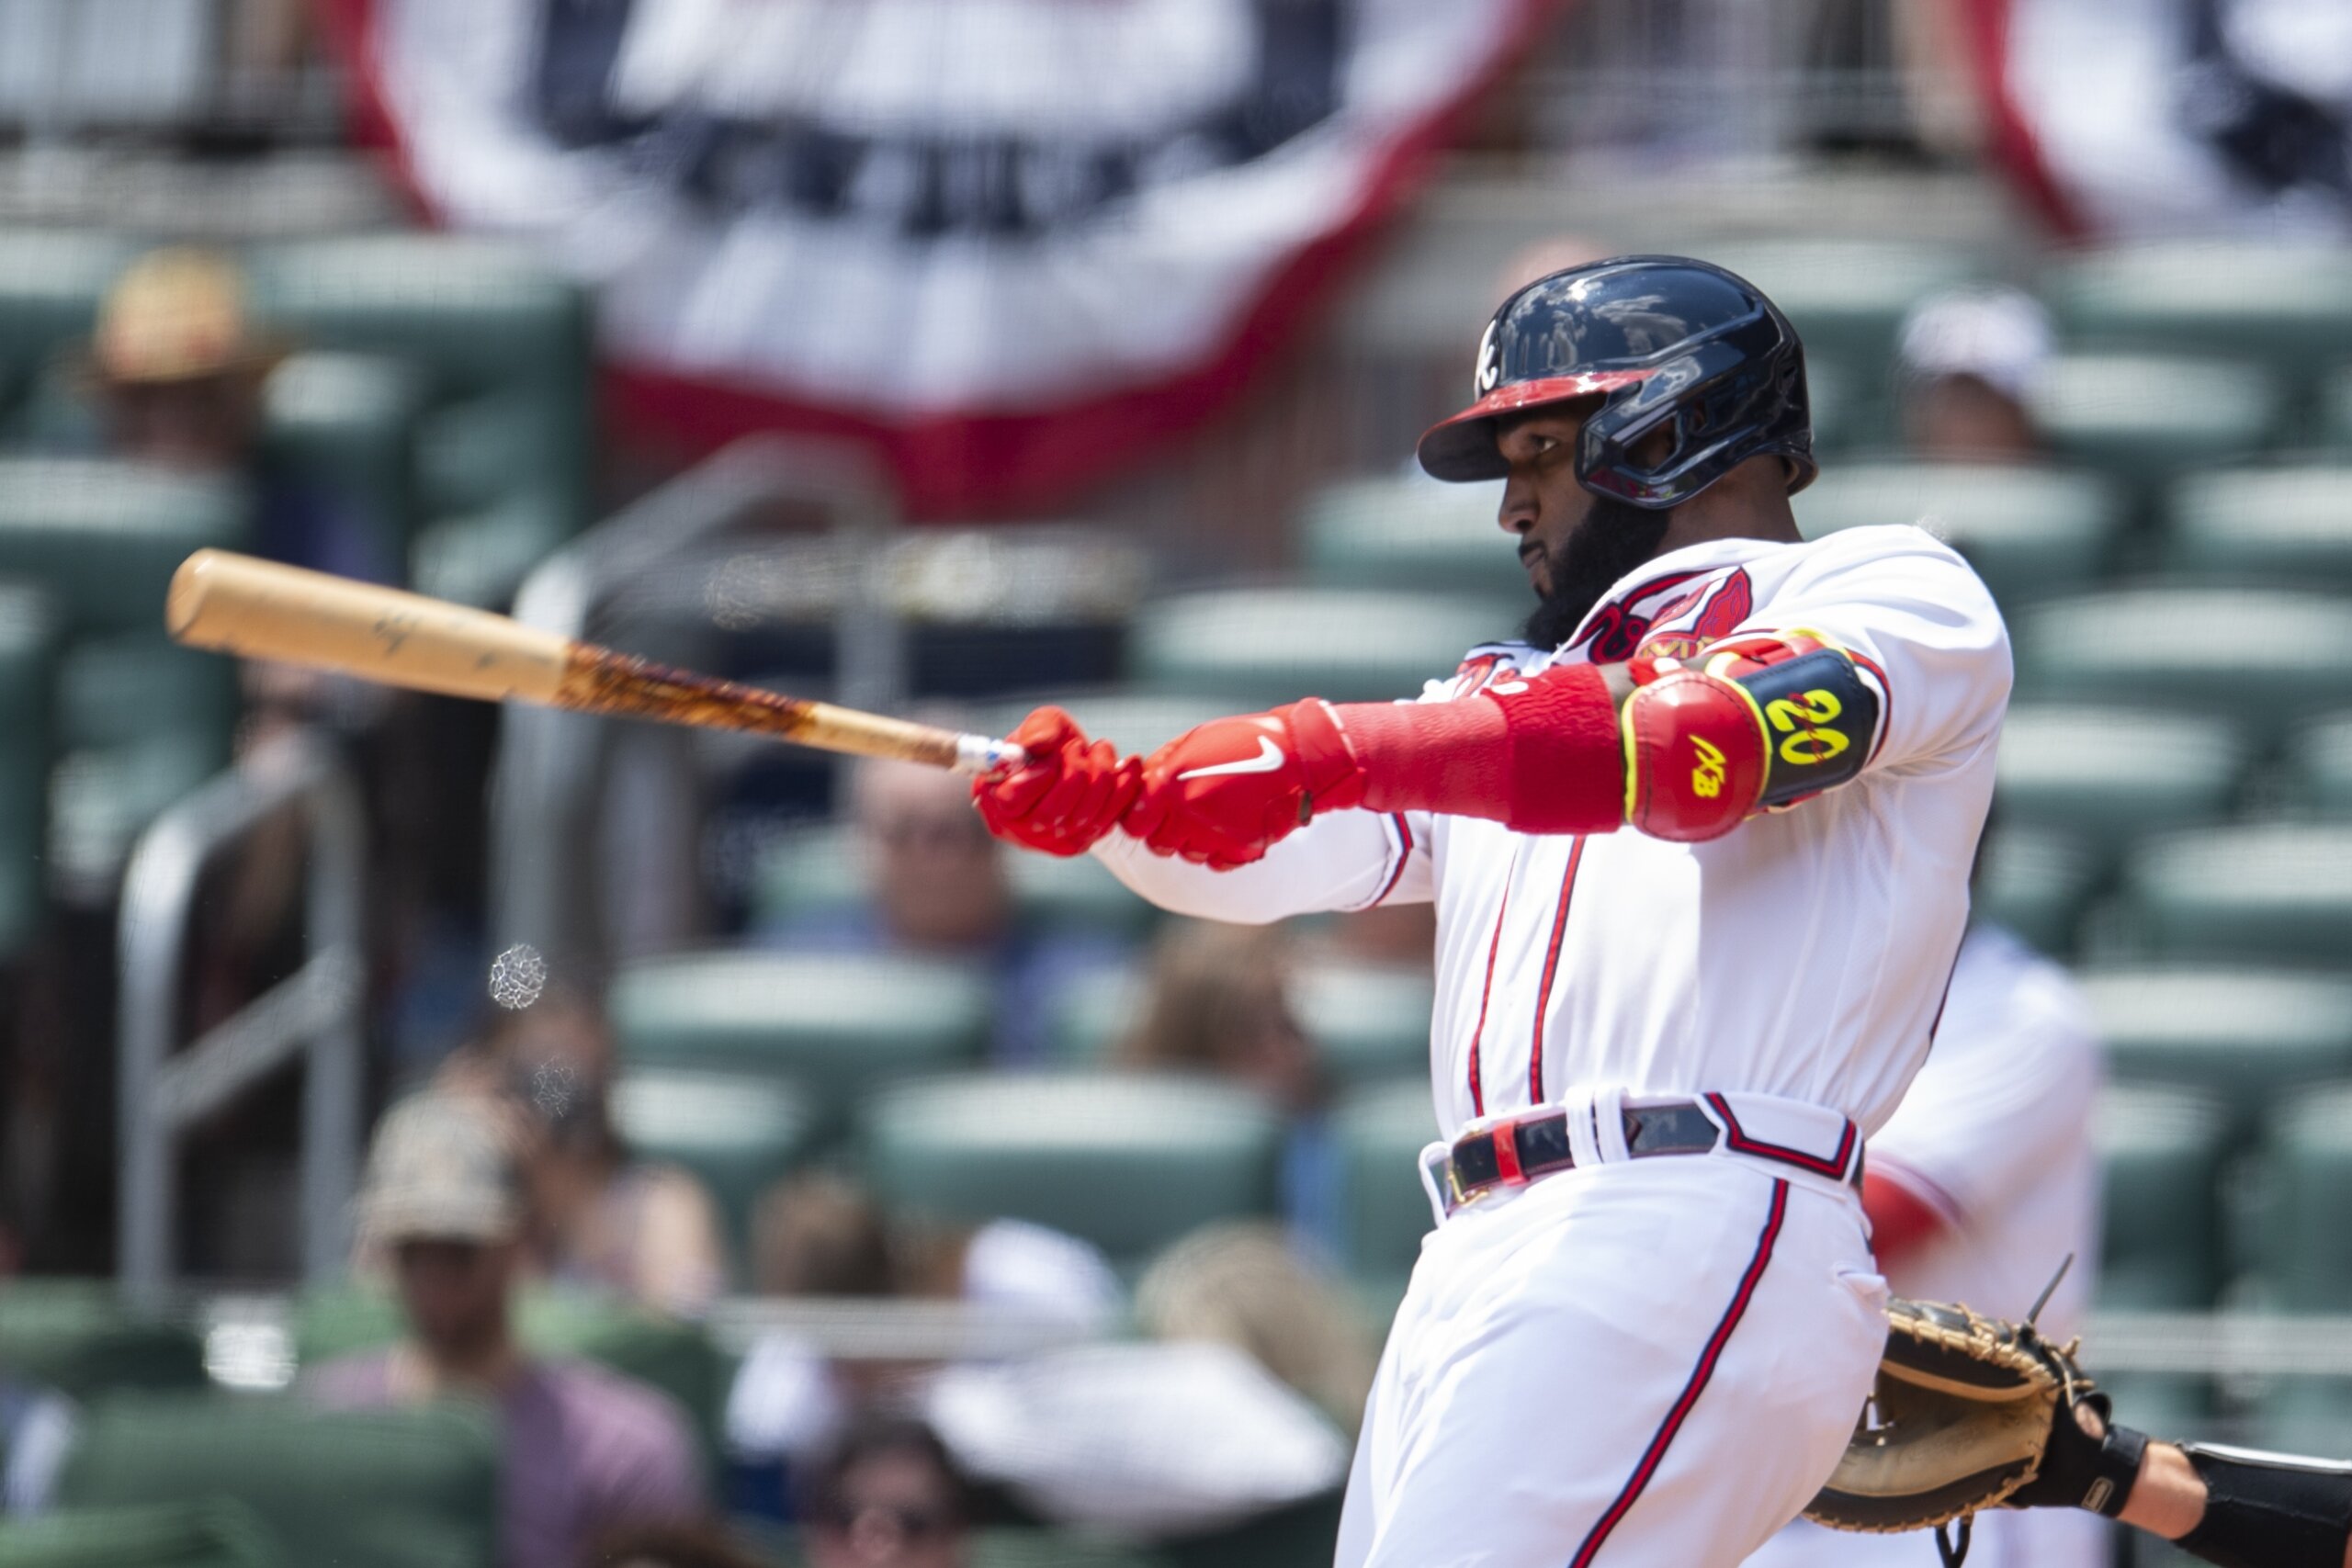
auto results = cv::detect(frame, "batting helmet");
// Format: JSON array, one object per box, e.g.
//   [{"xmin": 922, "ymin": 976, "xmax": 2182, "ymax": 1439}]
[{"xmin": 1416, "ymin": 254, "xmax": 1816, "ymax": 508}]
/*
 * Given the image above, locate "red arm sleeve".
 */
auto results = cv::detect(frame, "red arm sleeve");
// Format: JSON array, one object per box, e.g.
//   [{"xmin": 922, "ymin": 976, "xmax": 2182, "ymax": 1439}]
[
  {"xmin": 1861, "ymin": 1168, "xmax": 1951, "ymax": 1269},
  {"xmin": 1329, "ymin": 663, "xmax": 1626, "ymax": 835}
]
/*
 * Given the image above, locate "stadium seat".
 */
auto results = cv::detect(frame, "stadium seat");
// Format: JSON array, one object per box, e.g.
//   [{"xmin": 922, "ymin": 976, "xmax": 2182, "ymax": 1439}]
[
  {"xmin": 1793, "ymin": 462, "xmax": 2124, "ymax": 608},
  {"xmin": 1332, "ymin": 1079, "xmax": 1439, "ymax": 1304},
  {"xmin": 247, "ymin": 236, "xmax": 592, "ymax": 604},
  {"xmin": 2325, "ymin": 366, "xmax": 2352, "ymax": 453},
  {"xmin": 2164, "ymin": 464, "xmax": 2352, "ymax": 587},
  {"xmin": 0, "ymin": 1503, "xmax": 284, "ymax": 1568},
  {"xmin": 749, "ymin": 820, "xmax": 1157, "ymax": 940},
  {"xmin": 610, "ymin": 1067, "xmax": 821, "ymax": 1273},
  {"xmin": 2110, "ymin": 825, "xmax": 2352, "ymax": 965},
  {"xmin": 2283, "ymin": 710, "xmax": 2352, "ymax": 818},
  {"xmin": 1294, "ymin": 961, "xmax": 1435, "ymax": 1088},
  {"xmin": 1972, "ymin": 825, "xmax": 2101, "ymax": 958},
  {"xmin": 2028, "ymin": 354, "xmax": 2283, "ymax": 488},
  {"xmin": 610, "ymin": 952, "xmax": 990, "ymax": 1120},
  {"xmin": 2257, "ymin": 1083, "xmax": 2352, "ymax": 1313},
  {"xmin": 2045, "ymin": 243, "xmax": 2352, "ymax": 381},
  {"xmin": 1042, "ymin": 959, "xmax": 1431, "ymax": 1088},
  {"xmin": 1699, "ymin": 240, "xmax": 1977, "ymax": 434},
  {"xmin": 0, "ymin": 458, "xmax": 248, "ymax": 894},
  {"xmin": 56, "ymin": 1395, "xmax": 499, "ymax": 1568},
  {"xmin": 2010, "ymin": 589, "xmax": 2352, "ymax": 747},
  {"xmin": 0, "ymin": 583, "xmax": 56, "ymax": 959},
  {"xmin": 1297, "ymin": 476, "xmax": 1525, "ymax": 598},
  {"xmin": 0, "ymin": 1280, "xmax": 207, "ymax": 1401},
  {"xmin": 0, "ymin": 231, "xmax": 134, "ymax": 439},
  {"xmin": 1992, "ymin": 705, "xmax": 2248, "ymax": 859},
  {"xmin": 1128, "ymin": 589, "xmax": 1521, "ymax": 708},
  {"xmin": 2079, "ymin": 967, "xmax": 2352, "ymax": 1143},
  {"xmin": 260, "ymin": 352, "xmax": 429, "ymax": 578},
  {"xmin": 2094, "ymin": 1084, "xmax": 2231, "ymax": 1309},
  {"xmin": 861, "ymin": 1073, "xmax": 1283, "ymax": 1268}
]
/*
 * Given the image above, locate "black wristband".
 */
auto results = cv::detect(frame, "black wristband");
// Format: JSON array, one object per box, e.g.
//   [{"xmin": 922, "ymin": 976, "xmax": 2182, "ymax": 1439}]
[{"xmin": 2007, "ymin": 1393, "xmax": 2149, "ymax": 1517}]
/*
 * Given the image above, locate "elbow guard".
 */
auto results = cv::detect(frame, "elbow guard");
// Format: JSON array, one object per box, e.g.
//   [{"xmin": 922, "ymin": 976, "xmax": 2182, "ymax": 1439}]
[{"xmin": 1622, "ymin": 632, "xmax": 1880, "ymax": 842}]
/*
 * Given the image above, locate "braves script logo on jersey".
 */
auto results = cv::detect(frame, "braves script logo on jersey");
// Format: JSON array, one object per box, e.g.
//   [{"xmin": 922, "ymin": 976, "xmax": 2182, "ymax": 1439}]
[{"xmin": 1635, "ymin": 570, "xmax": 1756, "ymax": 662}]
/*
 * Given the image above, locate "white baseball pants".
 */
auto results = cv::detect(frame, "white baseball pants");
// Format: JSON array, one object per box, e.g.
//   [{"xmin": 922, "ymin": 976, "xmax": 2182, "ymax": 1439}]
[{"xmin": 1335, "ymin": 1108, "xmax": 1887, "ymax": 1568}]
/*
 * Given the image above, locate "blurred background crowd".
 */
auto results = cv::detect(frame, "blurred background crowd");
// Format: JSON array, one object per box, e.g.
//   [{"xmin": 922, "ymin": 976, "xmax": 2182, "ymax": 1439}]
[{"xmin": 0, "ymin": 0, "xmax": 2348, "ymax": 1565}]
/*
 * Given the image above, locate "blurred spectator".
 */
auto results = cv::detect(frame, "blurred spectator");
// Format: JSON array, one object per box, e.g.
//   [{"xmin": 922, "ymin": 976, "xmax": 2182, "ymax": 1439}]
[
  {"xmin": 86, "ymin": 247, "xmax": 382, "ymax": 583},
  {"xmin": 0, "ymin": 1371, "xmax": 73, "ymax": 1517},
  {"xmin": 1118, "ymin": 921, "xmax": 1340, "ymax": 1258},
  {"xmin": 308, "ymin": 1093, "xmax": 705, "ymax": 1568},
  {"xmin": 798, "ymin": 1415, "xmax": 977, "ymax": 1568},
  {"xmin": 440, "ymin": 993, "xmax": 729, "ymax": 1318},
  {"xmin": 1135, "ymin": 1222, "xmax": 1378, "ymax": 1434},
  {"xmin": 1894, "ymin": 286, "xmax": 2055, "ymax": 462},
  {"xmin": 727, "ymin": 1175, "xmax": 1119, "ymax": 1478},
  {"xmin": 762, "ymin": 740, "xmax": 1131, "ymax": 1064}
]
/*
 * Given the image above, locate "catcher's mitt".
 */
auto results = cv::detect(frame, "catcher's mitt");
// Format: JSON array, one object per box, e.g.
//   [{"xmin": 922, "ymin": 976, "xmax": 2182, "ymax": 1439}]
[{"xmin": 1804, "ymin": 1296, "xmax": 2096, "ymax": 1543}]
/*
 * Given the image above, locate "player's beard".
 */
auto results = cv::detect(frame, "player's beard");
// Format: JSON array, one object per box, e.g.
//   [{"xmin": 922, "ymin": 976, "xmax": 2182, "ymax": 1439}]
[{"xmin": 1520, "ymin": 495, "xmax": 1674, "ymax": 649}]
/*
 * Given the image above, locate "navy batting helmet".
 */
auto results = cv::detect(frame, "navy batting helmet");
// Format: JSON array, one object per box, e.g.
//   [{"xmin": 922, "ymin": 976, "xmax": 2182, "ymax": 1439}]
[{"xmin": 1416, "ymin": 255, "xmax": 1816, "ymax": 508}]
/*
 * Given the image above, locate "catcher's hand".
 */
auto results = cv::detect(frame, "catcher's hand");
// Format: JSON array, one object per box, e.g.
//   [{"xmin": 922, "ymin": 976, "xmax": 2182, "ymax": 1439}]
[{"xmin": 1804, "ymin": 1296, "xmax": 2125, "ymax": 1540}]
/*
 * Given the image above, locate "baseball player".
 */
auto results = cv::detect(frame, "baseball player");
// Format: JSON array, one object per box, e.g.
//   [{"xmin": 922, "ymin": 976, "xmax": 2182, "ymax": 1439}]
[
  {"xmin": 976, "ymin": 255, "xmax": 2011, "ymax": 1566},
  {"xmin": 1744, "ymin": 912, "xmax": 2109, "ymax": 1568}
]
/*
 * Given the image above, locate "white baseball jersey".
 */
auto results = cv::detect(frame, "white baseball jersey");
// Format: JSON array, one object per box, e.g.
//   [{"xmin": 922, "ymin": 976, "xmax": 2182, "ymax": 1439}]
[
  {"xmin": 1742, "ymin": 919, "xmax": 2109, "ymax": 1568},
  {"xmin": 1096, "ymin": 524, "xmax": 2011, "ymax": 1144}
]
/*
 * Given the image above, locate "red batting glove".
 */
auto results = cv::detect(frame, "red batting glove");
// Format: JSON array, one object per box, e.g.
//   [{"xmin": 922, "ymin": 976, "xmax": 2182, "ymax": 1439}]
[
  {"xmin": 1123, "ymin": 700, "xmax": 1365, "ymax": 869},
  {"xmin": 972, "ymin": 706, "xmax": 1142, "ymax": 857}
]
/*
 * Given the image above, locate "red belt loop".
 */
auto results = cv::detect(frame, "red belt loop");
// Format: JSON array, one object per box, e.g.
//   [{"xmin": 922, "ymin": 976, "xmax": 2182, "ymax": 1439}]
[{"xmin": 1491, "ymin": 1123, "xmax": 1527, "ymax": 1186}]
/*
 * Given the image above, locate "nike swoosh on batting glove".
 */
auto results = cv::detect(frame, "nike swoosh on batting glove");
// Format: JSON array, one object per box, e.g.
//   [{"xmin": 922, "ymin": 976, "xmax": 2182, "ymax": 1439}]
[
  {"xmin": 972, "ymin": 706, "xmax": 1143, "ymax": 857},
  {"xmin": 1123, "ymin": 700, "xmax": 1365, "ymax": 868}
]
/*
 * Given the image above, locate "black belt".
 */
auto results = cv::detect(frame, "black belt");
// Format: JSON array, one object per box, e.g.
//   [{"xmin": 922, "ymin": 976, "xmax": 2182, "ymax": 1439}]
[{"xmin": 1430, "ymin": 1099, "xmax": 1861, "ymax": 1214}]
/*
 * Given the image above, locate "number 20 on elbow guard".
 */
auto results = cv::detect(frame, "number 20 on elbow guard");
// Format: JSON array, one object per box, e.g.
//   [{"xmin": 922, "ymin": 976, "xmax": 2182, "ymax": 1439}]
[{"xmin": 1745, "ymin": 651, "xmax": 1877, "ymax": 807}]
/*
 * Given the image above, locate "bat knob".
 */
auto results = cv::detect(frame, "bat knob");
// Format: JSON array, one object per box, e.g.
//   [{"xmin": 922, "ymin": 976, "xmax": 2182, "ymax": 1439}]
[{"xmin": 955, "ymin": 734, "xmax": 1030, "ymax": 776}]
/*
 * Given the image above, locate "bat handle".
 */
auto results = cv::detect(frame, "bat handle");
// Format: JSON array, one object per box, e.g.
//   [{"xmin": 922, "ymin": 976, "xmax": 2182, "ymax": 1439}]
[{"xmin": 952, "ymin": 735, "xmax": 1030, "ymax": 776}]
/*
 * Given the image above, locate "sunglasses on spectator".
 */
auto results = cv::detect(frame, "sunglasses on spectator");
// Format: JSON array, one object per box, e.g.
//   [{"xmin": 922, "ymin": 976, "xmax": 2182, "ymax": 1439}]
[{"xmin": 814, "ymin": 1501, "xmax": 956, "ymax": 1540}]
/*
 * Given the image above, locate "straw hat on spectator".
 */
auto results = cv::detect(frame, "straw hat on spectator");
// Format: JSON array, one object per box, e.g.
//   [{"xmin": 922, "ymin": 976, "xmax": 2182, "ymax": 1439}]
[
  {"xmin": 88, "ymin": 247, "xmax": 283, "ymax": 388},
  {"xmin": 355, "ymin": 1093, "xmax": 524, "ymax": 1246}
]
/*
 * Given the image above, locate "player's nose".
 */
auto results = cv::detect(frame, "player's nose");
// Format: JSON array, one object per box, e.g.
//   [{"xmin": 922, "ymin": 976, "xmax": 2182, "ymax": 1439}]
[{"xmin": 1497, "ymin": 472, "xmax": 1538, "ymax": 537}]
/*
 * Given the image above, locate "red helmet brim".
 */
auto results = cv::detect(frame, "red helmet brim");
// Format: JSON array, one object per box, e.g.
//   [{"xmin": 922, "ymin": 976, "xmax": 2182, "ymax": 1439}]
[{"xmin": 1414, "ymin": 368, "xmax": 1661, "ymax": 483}]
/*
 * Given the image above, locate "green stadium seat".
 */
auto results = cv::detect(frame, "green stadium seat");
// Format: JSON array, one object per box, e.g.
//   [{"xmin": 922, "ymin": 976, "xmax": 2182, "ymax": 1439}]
[
  {"xmin": 2029, "ymin": 354, "xmax": 2283, "ymax": 486},
  {"xmin": 2325, "ymin": 366, "xmax": 2352, "ymax": 453},
  {"xmin": 57, "ymin": 1394, "xmax": 499, "ymax": 1568},
  {"xmin": 2258, "ymin": 1083, "xmax": 2352, "ymax": 1312},
  {"xmin": 610, "ymin": 1067, "xmax": 821, "ymax": 1273},
  {"xmin": 1700, "ymin": 241, "xmax": 1977, "ymax": 435},
  {"xmin": 0, "ymin": 1280, "xmax": 207, "ymax": 1401},
  {"xmin": 2164, "ymin": 465, "xmax": 2352, "ymax": 587},
  {"xmin": 248, "ymin": 236, "xmax": 593, "ymax": 604},
  {"xmin": 0, "ymin": 1503, "xmax": 283, "ymax": 1568},
  {"xmin": 2079, "ymin": 967, "xmax": 2352, "ymax": 1143},
  {"xmin": 1297, "ymin": 477, "xmax": 1524, "ymax": 598},
  {"xmin": 2283, "ymin": 710, "xmax": 2352, "ymax": 818},
  {"xmin": 2011, "ymin": 589, "xmax": 2352, "ymax": 747},
  {"xmin": 748, "ymin": 821, "xmax": 1157, "ymax": 940},
  {"xmin": 1295, "ymin": 961, "xmax": 1434, "ymax": 1088},
  {"xmin": 1129, "ymin": 589, "xmax": 1518, "ymax": 707},
  {"xmin": 1793, "ymin": 462, "xmax": 2124, "ymax": 608},
  {"xmin": 261, "ymin": 351, "xmax": 429, "ymax": 577},
  {"xmin": 2112, "ymin": 825, "xmax": 2352, "ymax": 965},
  {"xmin": 0, "ymin": 583, "xmax": 56, "ymax": 959},
  {"xmin": 1041, "ymin": 959, "xmax": 1431, "ymax": 1088},
  {"xmin": 1332, "ymin": 1079, "xmax": 1438, "ymax": 1303},
  {"xmin": 1993, "ymin": 705, "xmax": 2248, "ymax": 858},
  {"xmin": 0, "ymin": 232, "xmax": 134, "ymax": 437},
  {"xmin": 0, "ymin": 458, "xmax": 247, "ymax": 893},
  {"xmin": 2094, "ymin": 1084, "xmax": 2231, "ymax": 1309},
  {"xmin": 1972, "ymin": 826, "xmax": 2101, "ymax": 958},
  {"xmin": 2046, "ymin": 243, "xmax": 2352, "ymax": 380},
  {"xmin": 609, "ymin": 951, "xmax": 989, "ymax": 1119},
  {"xmin": 861, "ymin": 1073, "xmax": 1283, "ymax": 1268}
]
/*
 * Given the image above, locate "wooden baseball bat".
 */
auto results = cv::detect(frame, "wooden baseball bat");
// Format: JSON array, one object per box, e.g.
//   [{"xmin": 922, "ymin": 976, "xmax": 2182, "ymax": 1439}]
[{"xmin": 164, "ymin": 549, "xmax": 1027, "ymax": 774}]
